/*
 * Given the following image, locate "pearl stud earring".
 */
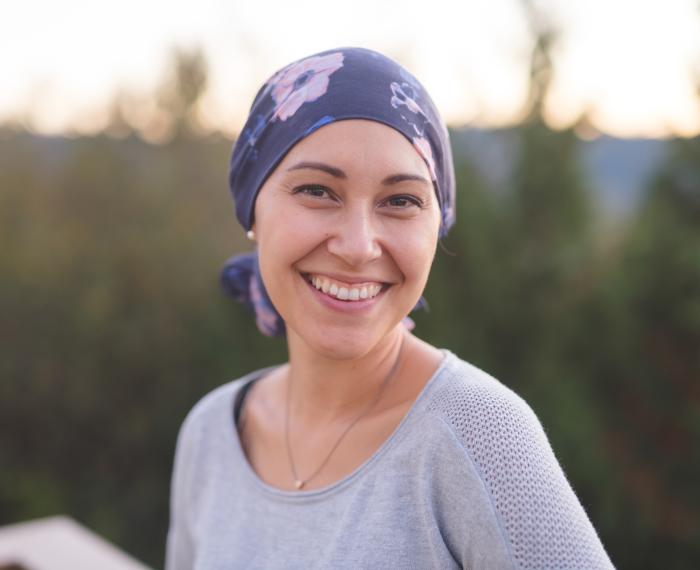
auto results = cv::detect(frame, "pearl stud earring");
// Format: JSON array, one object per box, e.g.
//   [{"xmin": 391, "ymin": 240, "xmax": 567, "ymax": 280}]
[{"xmin": 246, "ymin": 230, "xmax": 255, "ymax": 240}]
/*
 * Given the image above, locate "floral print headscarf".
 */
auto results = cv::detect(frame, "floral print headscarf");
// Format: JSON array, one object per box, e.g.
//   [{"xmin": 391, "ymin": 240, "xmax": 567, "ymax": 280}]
[{"xmin": 222, "ymin": 47, "xmax": 456, "ymax": 337}]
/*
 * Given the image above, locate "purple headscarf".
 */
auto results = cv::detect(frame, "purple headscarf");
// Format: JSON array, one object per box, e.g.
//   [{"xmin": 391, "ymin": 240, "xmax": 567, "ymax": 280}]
[{"xmin": 222, "ymin": 47, "xmax": 456, "ymax": 336}]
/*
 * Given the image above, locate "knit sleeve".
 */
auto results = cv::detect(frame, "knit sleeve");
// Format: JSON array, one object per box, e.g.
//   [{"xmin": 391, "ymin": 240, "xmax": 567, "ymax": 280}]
[{"xmin": 427, "ymin": 362, "xmax": 615, "ymax": 570}]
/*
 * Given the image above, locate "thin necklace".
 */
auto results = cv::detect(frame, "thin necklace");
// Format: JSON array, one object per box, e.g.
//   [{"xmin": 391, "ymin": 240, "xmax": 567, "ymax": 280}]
[{"xmin": 284, "ymin": 335, "xmax": 405, "ymax": 491}]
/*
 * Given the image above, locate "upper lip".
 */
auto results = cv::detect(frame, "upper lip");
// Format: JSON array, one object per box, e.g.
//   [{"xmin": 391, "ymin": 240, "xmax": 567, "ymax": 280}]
[{"xmin": 300, "ymin": 271, "xmax": 392, "ymax": 286}]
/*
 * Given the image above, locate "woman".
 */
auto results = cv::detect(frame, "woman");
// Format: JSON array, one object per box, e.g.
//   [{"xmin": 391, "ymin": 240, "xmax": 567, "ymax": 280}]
[{"xmin": 166, "ymin": 47, "xmax": 614, "ymax": 569}]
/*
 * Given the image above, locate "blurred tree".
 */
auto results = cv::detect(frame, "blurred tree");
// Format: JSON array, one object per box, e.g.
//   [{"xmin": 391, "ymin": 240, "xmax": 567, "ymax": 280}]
[
  {"xmin": 520, "ymin": 0, "xmax": 556, "ymax": 122},
  {"xmin": 581, "ymin": 133, "xmax": 700, "ymax": 568},
  {"xmin": 156, "ymin": 46, "xmax": 208, "ymax": 139},
  {"xmin": 104, "ymin": 90, "xmax": 135, "ymax": 139},
  {"xmin": 0, "ymin": 128, "xmax": 283, "ymax": 567},
  {"xmin": 488, "ymin": 1, "xmax": 597, "ymax": 438}
]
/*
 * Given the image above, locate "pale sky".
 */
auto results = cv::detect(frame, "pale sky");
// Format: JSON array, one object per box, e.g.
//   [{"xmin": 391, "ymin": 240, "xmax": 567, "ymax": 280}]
[{"xmin": 2, "ymin": 0, "xmax": 699, "ymax": 138}]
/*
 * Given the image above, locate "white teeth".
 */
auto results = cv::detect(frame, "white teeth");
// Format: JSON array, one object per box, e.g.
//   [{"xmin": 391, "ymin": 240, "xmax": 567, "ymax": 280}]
[{"xmin": 308, "ymin": 274, "xmax": 384, "ymax": 302}]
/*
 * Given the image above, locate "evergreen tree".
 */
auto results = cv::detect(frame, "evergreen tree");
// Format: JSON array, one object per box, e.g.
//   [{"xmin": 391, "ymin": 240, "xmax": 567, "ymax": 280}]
[{"xmin": 584, "ymin": 133, "xmax": 700, "ymax": 567}]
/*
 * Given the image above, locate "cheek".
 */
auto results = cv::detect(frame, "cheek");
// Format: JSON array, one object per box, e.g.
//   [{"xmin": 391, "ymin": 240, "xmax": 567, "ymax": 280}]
[
  {"xmin": 263, "ymin": 211, "xmax": 327, "ymax": 251},
  {"xmin": 389, "ymin": 228, "xmax": 438, "ymax": 283},
  {"xmin": 255, "ymin": 206, "xmax": 329, "ymax": 284}
]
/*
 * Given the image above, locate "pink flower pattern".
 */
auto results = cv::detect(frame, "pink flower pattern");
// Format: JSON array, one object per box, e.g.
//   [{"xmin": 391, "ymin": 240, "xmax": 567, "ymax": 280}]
[
  {"xmin": 267, "ymin": 52, "xmax": 344, "ymax": 122},
  {"xmin": 390, "ymin": 81, "xmax": 425, "ymax": 115},
  {"xmin": 412, "ymin": 136, "xmax": 437, "ymax": 181}
]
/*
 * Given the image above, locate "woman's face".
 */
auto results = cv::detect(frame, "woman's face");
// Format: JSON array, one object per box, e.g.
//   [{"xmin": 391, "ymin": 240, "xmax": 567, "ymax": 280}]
[{"xmin": 253, "ymin": 119, "xmax": 441, "ymax": 359}]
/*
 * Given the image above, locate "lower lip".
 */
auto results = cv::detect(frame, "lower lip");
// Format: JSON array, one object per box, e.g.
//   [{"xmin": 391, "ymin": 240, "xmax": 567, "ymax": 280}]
[{"xmin": 301, "ymin": 274, "xmax": 386, "ymax": 314}]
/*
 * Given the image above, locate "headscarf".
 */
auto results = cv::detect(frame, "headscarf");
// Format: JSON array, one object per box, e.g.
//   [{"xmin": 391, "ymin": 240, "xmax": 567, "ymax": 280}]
[{"xmin": 222, "ymin": 47, "xmax": 455, "ymax": 336}]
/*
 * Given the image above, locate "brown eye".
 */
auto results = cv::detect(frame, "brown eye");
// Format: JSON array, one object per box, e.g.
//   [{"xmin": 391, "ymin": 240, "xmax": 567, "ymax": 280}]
[
  {"xmin": 293, "ymin": 185, "xmax": 333, "ymax": 199},
  {"xmin": 385, "ymin": 194, "xmax": 423, "ymax": 208}
]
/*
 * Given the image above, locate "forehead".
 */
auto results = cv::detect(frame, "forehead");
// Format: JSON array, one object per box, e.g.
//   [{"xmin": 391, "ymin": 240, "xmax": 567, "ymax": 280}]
[{"xmin": 277, "ymin": 119, "xmax": 430, "ymax": 178}]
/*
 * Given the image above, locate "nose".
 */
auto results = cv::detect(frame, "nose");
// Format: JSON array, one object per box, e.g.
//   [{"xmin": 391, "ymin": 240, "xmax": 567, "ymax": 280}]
[{"xmin": 326, "ymin": 207, "xmax": 382, "ymax": 267}]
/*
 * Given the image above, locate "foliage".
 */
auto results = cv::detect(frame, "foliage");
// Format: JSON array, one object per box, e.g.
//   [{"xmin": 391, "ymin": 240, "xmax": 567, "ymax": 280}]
[{"xmin": 0, "ymin": 130, "xmax": 286, "ymax": 566}]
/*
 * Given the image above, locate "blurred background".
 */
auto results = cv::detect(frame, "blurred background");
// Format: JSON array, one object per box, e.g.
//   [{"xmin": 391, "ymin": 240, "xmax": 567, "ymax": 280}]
[{"xmin": 1, "ymin": 0, "xmax": 699, "ymax": 567}]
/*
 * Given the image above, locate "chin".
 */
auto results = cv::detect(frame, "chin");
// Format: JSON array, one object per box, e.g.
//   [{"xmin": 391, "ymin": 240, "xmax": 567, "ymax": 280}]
[{"xmin": 289, "ymin": 319, "xmax": 397, "ymax": 362}]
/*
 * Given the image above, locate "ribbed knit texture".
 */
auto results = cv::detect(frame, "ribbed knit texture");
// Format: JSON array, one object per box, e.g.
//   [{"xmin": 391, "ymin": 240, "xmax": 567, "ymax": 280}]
[{"xmin": 166, "ymin": 351, "xmax": 614, "ymax": 569}]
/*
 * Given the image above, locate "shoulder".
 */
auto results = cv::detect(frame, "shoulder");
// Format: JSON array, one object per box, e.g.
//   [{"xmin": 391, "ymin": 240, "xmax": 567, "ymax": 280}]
[
  {"xmin": 175, "ymin": 365, "xmax": 279, "ymax": 452},
  {"xmin": 426, "ymin": 352, "xmax": 539, "ymax": 439},
  {"xmin": 423, "ymin": 352, "xmax": 614, "ymax": 569},
  {"xmin": 424, "ymin": 352, "xmax": 552, "ymax": 508},
  {"xmin": 169, "ymin": 366, "xmax": 280, "ymax": 499}
]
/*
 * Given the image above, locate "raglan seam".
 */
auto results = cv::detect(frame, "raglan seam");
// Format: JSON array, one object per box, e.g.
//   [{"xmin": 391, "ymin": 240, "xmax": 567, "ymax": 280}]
[{"xmin": 430, "ymin": 412, "xmax": 519, "ymax": 570}]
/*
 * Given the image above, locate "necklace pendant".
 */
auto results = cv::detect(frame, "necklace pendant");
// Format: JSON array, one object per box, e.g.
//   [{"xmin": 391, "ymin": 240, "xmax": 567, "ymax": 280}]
[{"xmin": 294, "ymin": 479, "xmax": 305, "ymax": 490}]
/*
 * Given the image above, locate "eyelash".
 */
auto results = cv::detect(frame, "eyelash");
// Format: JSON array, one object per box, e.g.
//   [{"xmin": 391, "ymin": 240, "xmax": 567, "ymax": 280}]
[
  {"xmin": 293, "ymin": 184, "xmax": 332, "ymax": 199},
  {"xmin": 292, "ymin": 185, "xmax": 425, "ymax": 209},
  {"xmin": 386, "ymin": 195, "xmax": 424, "ymax": 208}
]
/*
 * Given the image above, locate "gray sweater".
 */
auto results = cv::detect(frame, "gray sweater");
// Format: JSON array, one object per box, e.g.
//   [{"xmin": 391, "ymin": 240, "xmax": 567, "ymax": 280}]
[{"xmin": 166, "ymin": 350, "xmax": 614, "ymax": 569}]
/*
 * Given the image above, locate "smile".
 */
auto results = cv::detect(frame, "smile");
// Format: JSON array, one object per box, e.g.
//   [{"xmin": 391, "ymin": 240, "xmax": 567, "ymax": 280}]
[{"xmin": 303, "ymin": 273, "xmax": 387, "ymax": 302}]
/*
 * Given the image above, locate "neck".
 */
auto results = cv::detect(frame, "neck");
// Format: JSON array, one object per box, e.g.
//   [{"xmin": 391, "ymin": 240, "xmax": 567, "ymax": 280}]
[{"xmin": 285, "ymin": 327, "xmax": 406, "ymax": 429}]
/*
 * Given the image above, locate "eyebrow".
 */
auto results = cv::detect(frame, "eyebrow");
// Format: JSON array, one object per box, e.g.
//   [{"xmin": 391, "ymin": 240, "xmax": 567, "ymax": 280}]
[{"xmin": 286, "ymin": 161, "xmax": 431, "ymax": 187}]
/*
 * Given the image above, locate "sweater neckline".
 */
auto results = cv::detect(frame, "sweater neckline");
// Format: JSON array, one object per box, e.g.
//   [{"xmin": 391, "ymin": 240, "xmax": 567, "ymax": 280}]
[{"xmin": 229, "ymin": 349, "xmax": 455, "ymax": 501}]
